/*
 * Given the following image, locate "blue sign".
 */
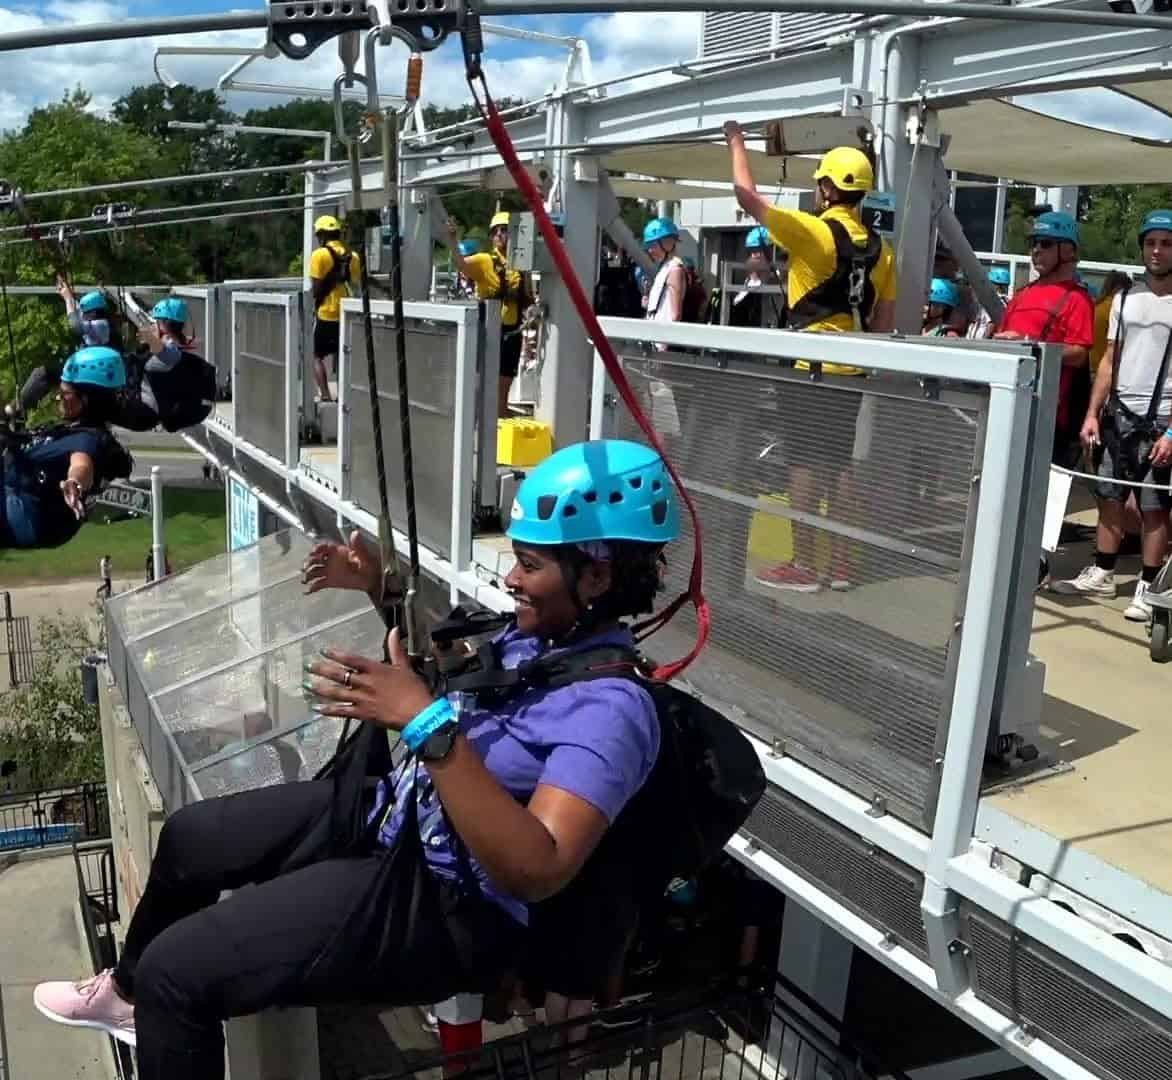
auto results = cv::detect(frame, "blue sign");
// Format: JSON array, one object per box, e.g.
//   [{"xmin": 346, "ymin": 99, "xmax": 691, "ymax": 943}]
[{"xmin": 229, "ymin": 478, "xmax": 259, "ymax": 551}]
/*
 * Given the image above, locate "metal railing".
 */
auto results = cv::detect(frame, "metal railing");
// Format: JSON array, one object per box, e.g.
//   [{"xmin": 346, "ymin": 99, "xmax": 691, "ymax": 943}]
[
  {"xmin": 0, "ymin": 783, "xmax": 109, "ymax": 852},
  {"xmin": 74, "ymin": 839, "xmax": 133, "ymax": 1080},
  {"xmin": 356, "ymin": 977, "xmax": 909, "ymax": 1080},
  {"xmin": 0, "ymin": 592, "xmax": 34, "ymax": 688}
]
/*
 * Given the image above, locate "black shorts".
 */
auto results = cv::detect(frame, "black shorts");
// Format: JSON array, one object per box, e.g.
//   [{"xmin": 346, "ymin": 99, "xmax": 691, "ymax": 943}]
[
  {"xmin": 763, "ymin": 379, "xmax": 865, "ymax": 485},
  {"xmin": 1095, "ymin": 410, "xmax": 1172, "ymax": 512},
  {"xmin": 313, "ymin": 318, "xmax": 341, "ymax": 359},
  {"xmin": 500, "ymin": 328, "xmax": 523, "ymax": 379}
]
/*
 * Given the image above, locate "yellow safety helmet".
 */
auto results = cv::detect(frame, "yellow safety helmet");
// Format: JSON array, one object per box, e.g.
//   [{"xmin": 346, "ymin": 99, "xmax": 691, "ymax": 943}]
[
  {"xmin": 489, "ymin": 211, "xmax": 511, "ymax": 231},
  {"xmin": 812, "ymin": 147, "xmax": 874, "ymax": 193},
  {"xmin": 314, "ymin": 214, "xmax": 343, "ymax": 234}
]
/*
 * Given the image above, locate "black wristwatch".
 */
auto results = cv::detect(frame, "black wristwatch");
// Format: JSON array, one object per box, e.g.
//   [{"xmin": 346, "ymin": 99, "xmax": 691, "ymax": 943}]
[{"xmin": 416, "ymin": 721, "xmax": 459, "ymax": 763}]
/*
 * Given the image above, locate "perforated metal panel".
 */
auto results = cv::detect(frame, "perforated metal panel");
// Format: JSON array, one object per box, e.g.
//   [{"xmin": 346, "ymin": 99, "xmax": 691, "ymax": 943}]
[
  {"xmin": 743, "ymin": 785, "xmax": 928, "ymax": 959},
  {"xmin": 962, "ymin": 904, "xmax": 1172, "ymax": 1080},
  {"xmin": 613, "ymin": 349, "xmax": 984, "ymax": 828},
  {"xmin": 699, "ymin": 11, "xmax": 868, "ymax": 57},
  {"xmin": 234, "ymin": 299, "xmax": 288, "ymax": 461},
  {"xmin": 175, "ymin": 288, "xmax": 214, "ymax": 387},
  {"xmin": 347, "ymin": 314, "xmax": 458, "ymax": 557}
]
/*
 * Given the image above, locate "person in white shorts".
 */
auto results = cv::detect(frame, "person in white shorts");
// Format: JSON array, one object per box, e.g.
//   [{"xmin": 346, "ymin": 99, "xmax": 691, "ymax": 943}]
[{"xmin": 1053, "ymin": 210, "xmax": 1172, "ymax": 621}]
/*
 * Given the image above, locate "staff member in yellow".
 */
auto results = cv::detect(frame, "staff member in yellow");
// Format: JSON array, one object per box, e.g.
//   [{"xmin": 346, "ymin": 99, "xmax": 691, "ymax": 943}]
[
  {"xmin": 447, "ymin": 211, "xmax": 532, "ymax": 417},
  {"xmin": 309, "ymin": 215, "xmax": 360, "ymax": 404},
  {"xmin": 723, "ymin": 121, "xmax": 897, "ymax": 593}
]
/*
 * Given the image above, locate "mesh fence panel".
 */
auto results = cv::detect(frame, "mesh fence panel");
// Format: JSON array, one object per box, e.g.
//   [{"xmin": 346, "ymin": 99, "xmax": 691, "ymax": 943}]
[
  {"xmin": 614, "ymin": 348, "xmax": 985, "ymax": 827},
  {"xmin": 234, "ymin": 300, "xmax": 288, "ymax": 460},
  {"xmin": 348, "ymin": 315, "xmax": 458, "ymax": 557}
]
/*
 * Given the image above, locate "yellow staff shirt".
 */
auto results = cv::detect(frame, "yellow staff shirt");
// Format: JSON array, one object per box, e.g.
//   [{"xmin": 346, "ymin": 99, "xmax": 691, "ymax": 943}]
[
  {"xmin": 308, "ymin": 240, "xmax": 361, "ymax": 322},
  {"xmin": 763, "ymin": 203, "xmax": 897, "ymax": 376},
  {"xmin": 463, "ymin": 252, "xmax": 525, "ymax": 328}
]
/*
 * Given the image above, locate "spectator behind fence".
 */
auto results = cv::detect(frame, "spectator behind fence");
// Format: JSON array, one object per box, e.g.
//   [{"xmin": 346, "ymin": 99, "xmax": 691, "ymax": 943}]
[
  {"xmin": 994, "ymin": 212, "xmax": 1094, "ymax": 467},
  {"xmin": 1052, "ymin": 211, "xmax": 1172, "ymax": 623}
]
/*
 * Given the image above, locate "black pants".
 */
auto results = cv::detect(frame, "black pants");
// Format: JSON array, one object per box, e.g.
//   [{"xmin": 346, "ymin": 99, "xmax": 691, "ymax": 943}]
[{"xmin": 117, "ymin": 781, "xmax": 521, "ymax": 1080}]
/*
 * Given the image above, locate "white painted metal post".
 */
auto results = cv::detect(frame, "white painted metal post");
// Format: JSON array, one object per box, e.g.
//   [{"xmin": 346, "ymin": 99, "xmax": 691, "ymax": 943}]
[
  {"xmin": 150, "ymin": 466, "xmax": 165, "ymax": 582},
  {"xmin": 450, "ymin": 307, "xmax": 477, "ymax": 602},
  {"xmin": 535, "ymin": 95, "xmax": 599, "ymax": 444},
  {"xmin": 992, "ymin": 178, "xmax": 1008, "ymax": 254}
]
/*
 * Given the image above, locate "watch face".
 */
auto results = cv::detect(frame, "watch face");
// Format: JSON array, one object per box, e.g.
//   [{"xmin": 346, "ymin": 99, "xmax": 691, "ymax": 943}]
[{"xmin": 419, "ymin": 724, "xmax": 457, "ymax": 762}]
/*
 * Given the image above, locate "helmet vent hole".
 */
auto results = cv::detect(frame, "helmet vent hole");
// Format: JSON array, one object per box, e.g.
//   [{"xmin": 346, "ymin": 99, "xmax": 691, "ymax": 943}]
[
  {"xmin": 651, "ymin": 480, "xmax": 662, "ymax": 492},
  {"xmin": 651, "ymin": 500, "xmax": 668, "ymax": 526},
  {"xmin": 562, "ymin": 504, "xmax": 577, "ymax": 518},
  {"xmin": 536, "ymin": 495, "xmax": 557, "ymax": 520},
  {"xmin": 608, "ymin": 491, "xmax": 623, "ymax": 504},
  {"xmin": 583, "ymin": 490, "xmax": 597, "ymax": 503},
  {"xmin": 628, "ymin": 476, "xmax": 643, "ymax": 489}
]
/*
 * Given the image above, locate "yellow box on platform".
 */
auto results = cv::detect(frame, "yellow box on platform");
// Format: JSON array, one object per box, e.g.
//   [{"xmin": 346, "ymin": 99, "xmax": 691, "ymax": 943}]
[
  {"xmin": 497, "ymin": 418, "xmax": 553, "ymax": 468},
  {"xmin": 746, "ymin": 493, "xmax": 832, "ymax": 574}
]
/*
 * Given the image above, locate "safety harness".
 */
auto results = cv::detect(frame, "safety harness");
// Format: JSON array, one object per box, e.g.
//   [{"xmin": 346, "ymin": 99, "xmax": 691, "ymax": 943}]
[{"xmin": 788, "ymin": 217, "xmax": 882, "ymax": 332}]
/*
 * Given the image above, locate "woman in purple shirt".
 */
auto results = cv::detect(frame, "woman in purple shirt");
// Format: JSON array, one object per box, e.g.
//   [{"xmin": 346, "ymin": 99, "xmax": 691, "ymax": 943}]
[{"xmin": 34, "ymin": 439, "xmax": 679, "ymax": 1080}]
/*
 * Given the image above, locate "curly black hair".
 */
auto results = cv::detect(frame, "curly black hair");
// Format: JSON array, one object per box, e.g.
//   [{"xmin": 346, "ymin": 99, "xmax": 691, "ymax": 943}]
[
  {"xmin": 553, "ymin": 540, "xmax": 666, "ymax": 625},
  {"xmin": 76, "ymin": 386, "xmax": 122, "ymax": 427}
]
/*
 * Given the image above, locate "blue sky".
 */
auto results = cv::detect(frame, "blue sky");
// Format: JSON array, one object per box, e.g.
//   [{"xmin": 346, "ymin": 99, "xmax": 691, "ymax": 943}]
[{"xmin": 4, "ymin": 2, "xmax": 1172, "ymax": 156}]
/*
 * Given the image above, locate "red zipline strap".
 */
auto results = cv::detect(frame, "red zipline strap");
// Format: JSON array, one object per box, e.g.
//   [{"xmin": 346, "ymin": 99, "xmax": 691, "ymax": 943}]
[{"xmin": 469, "ymin": 77, "xmax": 709, "ymax": 681}]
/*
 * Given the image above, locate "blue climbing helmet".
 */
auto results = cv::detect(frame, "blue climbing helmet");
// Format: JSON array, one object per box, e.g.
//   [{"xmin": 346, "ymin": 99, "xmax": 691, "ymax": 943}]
[
  {"xmin": 458, "ymin": 239, "xmax": 480, "ymax": 257},
  {"xmin": 1029, "ymin": 211, "xmax": 1079, "ymax": 247},
  {"xmin": 78, "ymin": 290, "xmax": 107, "ymax": 315},
  {"xmin": 507, "ymin": 439, "xmax": 680, "ymax": 547},
  {"xmin": 61, "ymin": 346, "xmax": 126, "ymax": 390},
  {"xmin": 642, "ymin": 217, "xmax": 679, "ymax": 250},
  {"xmin": 929, "ymin": 277, "xmax": 960, "ymax": 309},
  {"xmin": 151, "ymin": 296, "xmax": 188, "ymax": 324},
  {"xmin": 988, "ymin": 266, "xmax": 1011, "ymax": 287},
  {"xmin": 745, "ymin": 226, "xmax": 772, "ymax": 251},
  {"xmin": 1139, "ymin": 209, "xmax": 1172, "ymax": 245}
]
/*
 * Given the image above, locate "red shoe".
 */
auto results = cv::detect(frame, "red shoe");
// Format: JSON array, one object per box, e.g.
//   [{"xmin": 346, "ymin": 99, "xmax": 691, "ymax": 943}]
[{"xmin": 755, "ymin": 562, "xmax": 823, "ymax": 593}]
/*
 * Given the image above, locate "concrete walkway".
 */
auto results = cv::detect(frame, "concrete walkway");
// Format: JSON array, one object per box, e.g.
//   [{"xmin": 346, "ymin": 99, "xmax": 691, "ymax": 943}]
[{"xmin": 0, "ymin": 852, "xmax": 110, "ymax": 1079}]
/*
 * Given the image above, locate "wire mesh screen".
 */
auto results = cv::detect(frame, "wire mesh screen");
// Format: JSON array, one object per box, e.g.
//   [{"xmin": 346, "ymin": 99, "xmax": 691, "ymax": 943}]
[
  {"xmin": 234, "ymin": 299, "xmax": 289, "ymax": 461},
  {"xmin": 348, "ymin": 315, "xmax": 458, "ymax": 557},
  {"xmin": 613, "ymin": 348, "xmax": 985, "ymax": 828},
  {"xmin": 177, "ymin": 289, "xmax": 214, "ymax": 386}
]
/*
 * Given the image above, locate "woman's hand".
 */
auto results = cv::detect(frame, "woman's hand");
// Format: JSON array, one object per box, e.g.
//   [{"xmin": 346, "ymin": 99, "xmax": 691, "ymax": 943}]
[
  {"xmin": 304, "ymin": 627, "xmax": 433, "ymax": 732},
  {"xmin": 137, "ymin": 325, "xmax": 164, "ymax": 355},
  {"xmin": 301, "ymin": 530, "xmax": 382, "ymax": 596},
  {"xmin": 60, "ymin": 478, "xmax": 87, "ymax": 520},
  {"xmin": 723, "ymin": 119, "xmax": 745, "ymax": 144}
]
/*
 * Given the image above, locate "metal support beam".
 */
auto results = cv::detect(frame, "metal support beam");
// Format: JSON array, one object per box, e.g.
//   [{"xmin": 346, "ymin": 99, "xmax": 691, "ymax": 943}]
[
  {"xmin": 935, "ymin": 200, "xmax": 1006, "ymax": 325},
  {"xmin": 536, "ymin": 96, "xmax": 599, "ymax": 444}
]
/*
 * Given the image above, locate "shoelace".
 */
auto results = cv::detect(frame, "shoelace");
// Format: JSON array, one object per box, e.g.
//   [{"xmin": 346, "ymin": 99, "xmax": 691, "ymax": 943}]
[{"xmin": 76, "ymin": 971, "xmax": 109, "ymax": 1003}]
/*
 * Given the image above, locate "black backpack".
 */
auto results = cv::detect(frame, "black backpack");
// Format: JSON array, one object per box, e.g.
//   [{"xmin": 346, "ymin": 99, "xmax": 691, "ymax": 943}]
[{"xmin": 443, "ymin": 633, "xmax": 766, "ymax": 887}]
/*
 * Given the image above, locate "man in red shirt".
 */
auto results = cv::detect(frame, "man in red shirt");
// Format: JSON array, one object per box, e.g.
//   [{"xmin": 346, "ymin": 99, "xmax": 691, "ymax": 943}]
[{"xmin": 994, "ymin": 211, "xmax": 1094, "ymax": 464}]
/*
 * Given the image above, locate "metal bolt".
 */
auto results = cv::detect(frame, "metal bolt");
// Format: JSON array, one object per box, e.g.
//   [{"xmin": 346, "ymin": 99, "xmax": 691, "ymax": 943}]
[
  {"xmin": 1016, "ymin": 1022, "xmax": 1037, "ymax": 1046},
  {"xmin": 878, "ymin": 932, "xmax": 897, "ymax": 951},
  {"xmin": 866, "ymin": 794, "xmax": 888, "ymax": 818},
  {"xmin": 971, "ymin": 472, "xmax": 982, "ymax": 484},
  {"xmin": 768, "ymin": 737, "xmax": 785, "ymax": 759}
]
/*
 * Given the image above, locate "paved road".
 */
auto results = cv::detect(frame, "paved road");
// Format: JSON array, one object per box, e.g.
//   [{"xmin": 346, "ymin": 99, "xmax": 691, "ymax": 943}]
[{"xmin": 128, "ymin": 449, "xmax": 216, "ymax": 488}]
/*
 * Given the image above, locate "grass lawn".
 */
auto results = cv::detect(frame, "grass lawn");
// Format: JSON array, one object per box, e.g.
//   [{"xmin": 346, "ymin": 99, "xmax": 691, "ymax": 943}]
[{"xmin": 0, "ymin": 488, "xmax": 226, "ymax": 583}]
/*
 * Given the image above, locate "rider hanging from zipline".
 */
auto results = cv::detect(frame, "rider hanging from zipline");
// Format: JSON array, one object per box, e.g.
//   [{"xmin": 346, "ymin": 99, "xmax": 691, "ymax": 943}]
[
  {"xmin": 0, "ymin": 345, "xmax": 133, "ymax": 549},
  {"xmin": 9, "ymin": 294, "xmax": 214, "ymax": 433}
]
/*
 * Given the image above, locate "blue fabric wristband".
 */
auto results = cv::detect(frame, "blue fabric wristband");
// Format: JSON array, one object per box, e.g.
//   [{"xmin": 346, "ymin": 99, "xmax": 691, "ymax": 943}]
[{"xmin": 401, "ymin": 696, "xmax": 457, "ymax": 752}]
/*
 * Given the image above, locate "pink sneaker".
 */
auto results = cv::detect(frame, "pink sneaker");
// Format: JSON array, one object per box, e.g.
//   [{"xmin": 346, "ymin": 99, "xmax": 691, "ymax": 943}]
[
  {"xmin": 34, "ymin": 969, "xmax": 136, "ymax": 1047},
  {"xmin": 755, "ymin": 562, "xmax": 823, "ymax": 593}
]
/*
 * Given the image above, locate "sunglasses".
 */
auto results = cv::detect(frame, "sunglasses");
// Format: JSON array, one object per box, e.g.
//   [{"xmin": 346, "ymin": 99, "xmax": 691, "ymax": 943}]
[{"xmin": 1030, "ymin": 238, "xmax": 1057, "ymax": 250}]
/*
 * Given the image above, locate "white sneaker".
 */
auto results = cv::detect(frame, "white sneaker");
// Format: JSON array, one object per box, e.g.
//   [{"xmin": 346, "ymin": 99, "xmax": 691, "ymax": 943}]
[
  {"xmin": 1125, "ymin": 580, "xmax": 1153, "ymax": 622},
  {"xmin": 1050, "ymin": 565, "xmax": 1116, "ymax": 598}
]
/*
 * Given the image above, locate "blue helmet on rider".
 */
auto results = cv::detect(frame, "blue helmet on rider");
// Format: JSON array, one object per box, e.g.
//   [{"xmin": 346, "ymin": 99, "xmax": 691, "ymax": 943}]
[
  {"xmin": 642, "ymin": 218, "xmax": 679, "ymax": 250},
  {"xmin": 61, "ymin": 346, "xmax": 126, "ymax": 391},
  {"xmin": 151, "ymin": 297, "xmax": 188, "ymax": 325},
  {"xmin": 507, "ymin": 439, "xmax": 680, "ymax": 548},
  {"xmin": 745, "ymin": 226, "xmax": 772, "ymax": 251},
  {"xmin": 1138, "ymin": 209, "xmax": 1172, "ymax": 246},
  {"xmin": 988, "ymin": 267, "xmax": 1011, "ymax": 288},
  {"xmin": 78, "ymin": 291, "xmax": 107, "ymax": 315},
  {"xmin": 928, "ymin": 277, "xmax": 961, "ymax": 309},
  {"xmin": 1029, "ymin": 211, "xmax": 1079, "ymax": 247}
]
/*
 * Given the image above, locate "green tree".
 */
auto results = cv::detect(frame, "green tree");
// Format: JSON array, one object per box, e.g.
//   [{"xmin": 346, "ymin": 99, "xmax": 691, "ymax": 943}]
[{"xmin": 0, "ymin": 615, "xmax": 103, "ymax": 791}]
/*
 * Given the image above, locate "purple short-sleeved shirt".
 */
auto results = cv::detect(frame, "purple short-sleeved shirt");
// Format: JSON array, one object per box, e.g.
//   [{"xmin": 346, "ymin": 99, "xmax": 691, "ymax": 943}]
[{"xmin": 371, "ymin": 624, "xmax": 659, "ymax": 925}]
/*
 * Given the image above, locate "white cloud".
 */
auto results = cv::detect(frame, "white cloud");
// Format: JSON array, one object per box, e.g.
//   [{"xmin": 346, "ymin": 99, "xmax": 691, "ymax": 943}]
[{"xmin": 0, "ymin": 6, "xmax": 702, "ymax": 134}]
